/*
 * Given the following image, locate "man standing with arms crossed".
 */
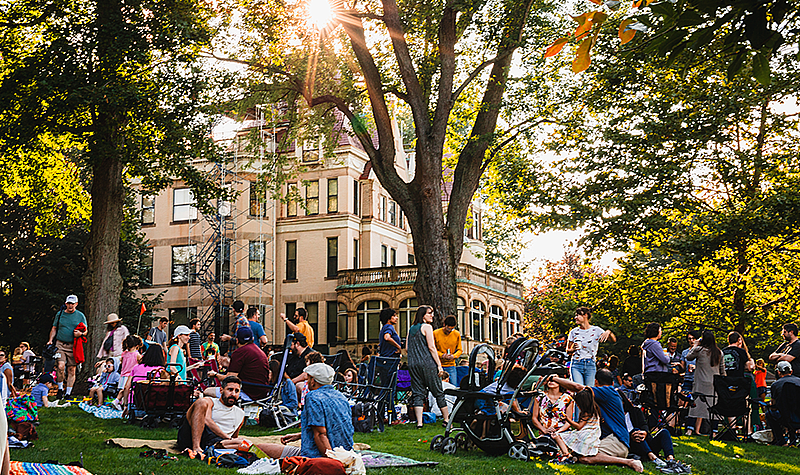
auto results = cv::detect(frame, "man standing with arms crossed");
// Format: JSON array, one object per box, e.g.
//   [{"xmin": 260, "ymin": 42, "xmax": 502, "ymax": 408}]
[{"xmin": 47, "ymin": 295, "xmax": 87, "ymax": 399}]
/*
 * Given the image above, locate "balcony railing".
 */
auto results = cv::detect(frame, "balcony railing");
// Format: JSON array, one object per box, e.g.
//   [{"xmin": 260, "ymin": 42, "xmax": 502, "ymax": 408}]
[{"xmin": 337, "ymin": 264, "xmax": 523, "ymax": 299}]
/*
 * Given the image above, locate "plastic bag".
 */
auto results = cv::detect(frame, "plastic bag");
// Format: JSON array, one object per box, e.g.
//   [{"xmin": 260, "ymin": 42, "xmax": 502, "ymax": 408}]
[{"xmin": 326, "ymin": 447, "xmax": 365, "ymax": 475}]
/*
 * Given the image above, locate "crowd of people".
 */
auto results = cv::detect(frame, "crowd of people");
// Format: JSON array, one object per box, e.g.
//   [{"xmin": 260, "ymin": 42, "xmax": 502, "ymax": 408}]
[{"xmin": 3, "ymin": 294, "xmax": 799, "ymax": 472}]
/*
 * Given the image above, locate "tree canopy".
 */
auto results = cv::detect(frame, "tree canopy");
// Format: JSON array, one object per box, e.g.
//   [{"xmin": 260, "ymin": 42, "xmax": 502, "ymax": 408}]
[
  {"xmin": 0, "ymin": 0, "xmax": 224, "ymax": 359},
  {"xmin": 221, "ymin": 0, "xmax": 565, "ymax": 318}
]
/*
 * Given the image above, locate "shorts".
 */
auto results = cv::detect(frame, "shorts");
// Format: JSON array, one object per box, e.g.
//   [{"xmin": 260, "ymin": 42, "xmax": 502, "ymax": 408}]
[
  {"xmin": 56, "ymin": 341, "xmax": 76, "ymax": 366},
  {"xmin": 281, "ymin": 445, "xmax": 301, "ymax": 458},
  {"xmin": 597, "ymin": 433, "xmax": 628, "ymax": 458},
  {"xmin": 757, "ymin": 386, "xmax": 767, "ymax": 396},
  {"xmin": 176, "ymin": 419, "xmax": 224, "ymax": 451}
]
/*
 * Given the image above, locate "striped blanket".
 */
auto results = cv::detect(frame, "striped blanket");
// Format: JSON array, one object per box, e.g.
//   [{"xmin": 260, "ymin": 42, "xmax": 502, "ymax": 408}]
[{"xmin": 9, "ymin": 461, "xmax": 93, "ymax": 475}]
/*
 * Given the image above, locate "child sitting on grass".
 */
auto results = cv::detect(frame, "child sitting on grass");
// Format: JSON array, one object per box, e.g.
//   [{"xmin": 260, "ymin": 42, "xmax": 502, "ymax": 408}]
[
  {"xmin": 31, "ymin": 374, "xmax": 56, "ymax": 408},
  {"xmin": 89, "ymin": 358, "xmax": 120, "ymax": 406},
  {"xmin": 551, "ymin": 387, "xmax": 601, "ymax": 464}
]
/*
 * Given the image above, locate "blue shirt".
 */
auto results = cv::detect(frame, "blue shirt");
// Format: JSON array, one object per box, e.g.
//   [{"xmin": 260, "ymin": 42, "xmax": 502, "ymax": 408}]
[
  {"xmin": 31, "ymin": 383, "xmax": 49, "ymax": 407},
  {"xmin": 280, "ymin": 379, "xmax": 298, "ymax": 414},
  {"xmin": 97, "ymin": 370, "xmax": 121, "ymax": 390},
  {"xmin": 378, "ymin": 323, "xmax": 401, "ymax": 357},
  {"xmin": 592, "ymin": 385, "xmax": 630, "ymax": 447},
  {"xmin": 300, "ymin": 385, "xmax": 354, "ymax": 458},
  {"xmin": 249, "ymin": 320, "xmax": 266, "ymax": 343}
]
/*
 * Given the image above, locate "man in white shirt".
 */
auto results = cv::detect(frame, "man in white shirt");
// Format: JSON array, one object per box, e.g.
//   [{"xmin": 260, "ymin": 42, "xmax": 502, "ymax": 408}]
[{"xmin": 177, "ymin": 376, "xmax": 246, "ymax": 458}]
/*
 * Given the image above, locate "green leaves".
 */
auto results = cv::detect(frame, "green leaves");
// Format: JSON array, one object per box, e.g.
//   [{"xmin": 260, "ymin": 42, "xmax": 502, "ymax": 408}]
[{"xmin": 752, "ymin": 50, "xmax": 771, "ymax": 85}]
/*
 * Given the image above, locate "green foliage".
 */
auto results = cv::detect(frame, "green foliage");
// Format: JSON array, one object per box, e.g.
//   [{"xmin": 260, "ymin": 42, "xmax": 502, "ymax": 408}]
[
  {"xmin": 0, "ymin": 194, "xmax": 160, "ymax": 350},
  {"xmin": 481, "ymin": 209, "xmax": 529, "ymax": 283},
  {"xmin": 501, "ymin": 29, "xmax": 800, "ymax": 340}
]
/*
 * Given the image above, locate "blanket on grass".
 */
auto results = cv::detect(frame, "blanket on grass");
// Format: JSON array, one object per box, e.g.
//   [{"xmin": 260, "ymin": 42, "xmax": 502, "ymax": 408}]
[
  {"xmin": 358, "ymin": 451, "xmax": 438, "ymax": 469},
  {"xmin": 106, "ymin": 437, "xmax": 370, "ymax": 454},
  {"xmin": 78, "ymin": 402, "xmax": 122, "ymax": 420},
  {"xmin": 9, "ymin": 461, "xmax": 93, "ymax": 475}
]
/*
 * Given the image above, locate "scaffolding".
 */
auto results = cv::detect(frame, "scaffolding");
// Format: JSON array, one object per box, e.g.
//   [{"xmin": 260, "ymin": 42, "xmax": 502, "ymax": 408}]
[{"xmin": 186, "ymin": 108, "xmax": 277, "ymax": 340}]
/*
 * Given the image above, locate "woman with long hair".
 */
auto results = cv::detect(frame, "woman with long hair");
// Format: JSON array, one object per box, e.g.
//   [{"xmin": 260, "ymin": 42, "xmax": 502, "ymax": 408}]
[
  {"xmin": 407, "ymin": 305, "xmax": 449, "ymax": 428},
  {"xmin": 685, "ymin": 329, "xmax": 725, "ymax": 436},
  {"xmin": 566, "ymin": 307, "xmax": 616, "ymax": 387}
]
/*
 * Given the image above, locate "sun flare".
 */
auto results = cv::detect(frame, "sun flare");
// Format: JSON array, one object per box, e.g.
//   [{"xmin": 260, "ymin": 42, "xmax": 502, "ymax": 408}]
[{"xmin": 307, "ymin": 0, "xmax": 333, "ymax": 30}]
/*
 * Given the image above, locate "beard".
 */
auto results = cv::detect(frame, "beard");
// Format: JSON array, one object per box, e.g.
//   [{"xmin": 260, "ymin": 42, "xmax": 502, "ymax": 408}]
[{"xmin": 221, "ymin": 394, "xmax": 238, "ymax": 407}]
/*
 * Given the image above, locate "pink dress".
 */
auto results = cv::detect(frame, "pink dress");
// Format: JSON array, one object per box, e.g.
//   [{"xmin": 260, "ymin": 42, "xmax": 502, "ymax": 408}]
[{"xmin": 127, "ymin": 364, "xmax": 162, "ymax": 403}]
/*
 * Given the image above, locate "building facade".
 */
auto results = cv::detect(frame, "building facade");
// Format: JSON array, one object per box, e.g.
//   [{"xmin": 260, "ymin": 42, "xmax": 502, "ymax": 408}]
[{"xmin": 135, "ymin": 115, "xmax": 523, "ymax": 356}]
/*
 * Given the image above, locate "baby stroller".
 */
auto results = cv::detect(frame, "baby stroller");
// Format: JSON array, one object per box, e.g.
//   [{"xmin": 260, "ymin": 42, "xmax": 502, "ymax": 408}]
[
  {"xmin": 431, "ymin": 338, "xmax": 541, "ymax": 457},
  {"xmin": 128, "ymin": 364, "xmax": 195, "ymax": 429}
]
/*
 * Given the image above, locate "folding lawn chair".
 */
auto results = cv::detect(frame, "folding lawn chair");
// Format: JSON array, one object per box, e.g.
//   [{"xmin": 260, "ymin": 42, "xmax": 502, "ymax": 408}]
[
  {"xmin": 354, "ymin": 356, "xmax": 400, "ymax": 432},
  {"xmin": 642, "ymin": 371, "xmax": 684, "ymax": 434},
  {"xmin": 239, "ymin": 334, "xmax": 300, "ymax": 431},
  {"xmin": 708, "ymin": 375, "xmax": 753, "ymax": 441}
]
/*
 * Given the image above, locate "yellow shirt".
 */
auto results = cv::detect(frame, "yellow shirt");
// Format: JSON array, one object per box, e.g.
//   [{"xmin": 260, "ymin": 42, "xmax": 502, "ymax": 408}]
[
  {"xmin": 297, "ymin": 320, "xmax": 315, "ymax": 349},
  {"xmin": 433, "ymin": 328, "xmax": 462, "ymax": 367}
]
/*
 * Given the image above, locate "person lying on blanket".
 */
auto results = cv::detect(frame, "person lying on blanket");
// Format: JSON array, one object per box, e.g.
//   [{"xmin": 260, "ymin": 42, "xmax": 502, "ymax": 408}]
[
  {"xmin": 256, "ymin": 363, "xmax": 354, "ymax": 459},
  {"xmin": 176, "ymin": 376, "xmax": 245, "ymax": 458}
]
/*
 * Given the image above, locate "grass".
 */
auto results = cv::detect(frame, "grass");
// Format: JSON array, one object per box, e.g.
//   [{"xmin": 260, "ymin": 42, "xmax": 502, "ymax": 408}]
[{"xmin": 10, "ymin": 407, "xmax": 800, "ymax": 475}]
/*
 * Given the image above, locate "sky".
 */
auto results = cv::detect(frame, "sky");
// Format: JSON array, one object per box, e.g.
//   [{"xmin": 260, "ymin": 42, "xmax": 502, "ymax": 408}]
[{"xmin": 520, "ymin": 229, "xmax": 623, "ymax": 284}]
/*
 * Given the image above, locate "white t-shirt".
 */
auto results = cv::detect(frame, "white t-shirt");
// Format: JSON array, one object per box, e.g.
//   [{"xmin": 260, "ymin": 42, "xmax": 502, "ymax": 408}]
[
  {"xmin": 212, "ymin": 398, "xmax": 245, "ymax": 437},
  {"xmin": 568, "ymin": 325, "xmax": 605, "ymax": 361}
]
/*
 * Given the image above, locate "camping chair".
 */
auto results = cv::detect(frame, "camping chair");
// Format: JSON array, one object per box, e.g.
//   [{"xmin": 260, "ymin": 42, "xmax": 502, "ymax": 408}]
[
  {"xmin": 323, "ymin": 353, "xmax": 343, "ymax": 373},
  {"xmin": 187, "ymin": 358, "xmax": 219, "ymax": 391},
  {"xmin": 641, "ymin": 372, "xmax": 684, "ymax": 434},
  {"xmin": 707, "ymin": 375, "xmax": 753, "ymax": 441},
  {"xmin": 354, "ymin": 356, "xmax": 400, "ymax": 431},
  {"xmin": 774, "ymin": 381, "xmax": 800, "ymax": 445},
  {"xmin": 240, "ymin": 334, "xmax": 300, "ymax": 431},
  {"xmin": 395, "ymin": 368, "xmax": 411, "ymax": 406}
]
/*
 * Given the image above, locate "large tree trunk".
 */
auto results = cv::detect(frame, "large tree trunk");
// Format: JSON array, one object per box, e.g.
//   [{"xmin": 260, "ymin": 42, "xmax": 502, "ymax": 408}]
[
  {"xmin": 82, "ymin": 154, "xmax": 125, "ymax": 367},
  {"xmin": 81, "ymin": 0, "xmax": 126, "ymax": 365}
]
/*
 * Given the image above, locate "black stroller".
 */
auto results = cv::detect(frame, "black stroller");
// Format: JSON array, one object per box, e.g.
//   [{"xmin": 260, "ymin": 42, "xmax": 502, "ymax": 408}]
[{"xmin": 430, "ymin": 339, "xmax": 570, "ymax": 460}]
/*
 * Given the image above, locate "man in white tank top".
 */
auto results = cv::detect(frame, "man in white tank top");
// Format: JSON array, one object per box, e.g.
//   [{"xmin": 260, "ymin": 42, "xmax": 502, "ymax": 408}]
[{"xmin": 177, "ymin": 376, "xmax": 246, "ymax": 457}]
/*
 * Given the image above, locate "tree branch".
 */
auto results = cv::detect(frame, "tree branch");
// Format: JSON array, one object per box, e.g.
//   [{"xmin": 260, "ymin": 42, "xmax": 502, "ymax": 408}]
[{"xmin": 451, "ymin": 52, "xmax": 512, "ymax": 104}]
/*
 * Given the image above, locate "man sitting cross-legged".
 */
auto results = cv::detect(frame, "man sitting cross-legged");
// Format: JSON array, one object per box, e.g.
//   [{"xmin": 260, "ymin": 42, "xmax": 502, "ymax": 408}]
[
  {"xmin": 256, "ymin": 363, "xmax": 354, "ymax": 458},
  {"xmin": 177, "ymin": 376, "xmax": 246, "ymax": 458}
]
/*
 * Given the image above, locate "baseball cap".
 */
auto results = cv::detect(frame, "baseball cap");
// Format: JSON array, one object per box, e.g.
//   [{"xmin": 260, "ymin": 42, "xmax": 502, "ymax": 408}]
[
  {"xmin": 304, "ymin": 363, "xmax": 335, "ymax": 385},
  {"xmin": 233, "ymin": 300, "xmax": 245, "ymax": 312},
  {"xmin": 39, "ymin": 373, "xmax": 55, "ymax": 385},
  {"xmin": 777, "ymin": 361, "xmax": 792, "ymax": 373},
  {"xmin": 292, "ymin": 332, "xmax": 307, "ymax": 345},
  {"xmin": 236, "ymin": 325, "xmax": 254, "ymax": 343},
  {"xmin": 173, "ymin": 325, "xmax": 191, "ymax": 337},
  {"xmin": 65, "ymin": 295, "xmax": 78, "ymax": 304}
]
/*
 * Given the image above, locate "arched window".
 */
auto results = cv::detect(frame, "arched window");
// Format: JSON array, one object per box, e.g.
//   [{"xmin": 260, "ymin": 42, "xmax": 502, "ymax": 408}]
[
  {"xmin": 457, "ymin": 297, "xmax": 466, "ymax": 336},
  {"xmin": 507, "ymin": 309, "xmax": 520, "ymax": 337},
  {"xmin": 398, "ymin": 298, "xmax": 418, "ymax": 338},
  {"xmin": 490, "ymin": 305, "xmax": 503, "ymax": 345},
  {"xmin": 470, "ymin": 300, "xmax": 485, "ymax": 342},
  {"xmin": 357, "ymin": 300, "xmax": 388, "ymax": 342}
]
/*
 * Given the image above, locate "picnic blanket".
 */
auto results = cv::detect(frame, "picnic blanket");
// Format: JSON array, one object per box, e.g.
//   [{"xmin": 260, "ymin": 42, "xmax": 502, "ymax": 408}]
[
  {"xmin": 358, "ymin": 451, "xmax": 438, "ymax": 469},
  {"xmin": 78, "ymin": 402, "xmax": 123, "ymax": 420},
  {"xmin": 9, "ymin": 461, "xmax": 93, "ymax": 475},
  {"xmin": 106, "ymin": 436, "xmax": 370, "ymax": 454}
]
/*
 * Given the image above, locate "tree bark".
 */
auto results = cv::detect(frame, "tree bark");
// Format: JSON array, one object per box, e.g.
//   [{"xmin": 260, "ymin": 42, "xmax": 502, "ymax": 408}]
[
  {"xmin": 82, "ymin": 154, "xmax": 125, "ymax": 366},
  {"xmin": 81, "ymin": 0, "xmax": 126, "ymax": 366}
]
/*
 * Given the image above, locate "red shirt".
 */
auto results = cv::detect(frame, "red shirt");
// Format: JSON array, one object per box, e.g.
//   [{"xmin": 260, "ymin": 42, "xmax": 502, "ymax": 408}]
[{"xmin": 228, "ymin": 343, "xmax": 270, "ymax": 400}]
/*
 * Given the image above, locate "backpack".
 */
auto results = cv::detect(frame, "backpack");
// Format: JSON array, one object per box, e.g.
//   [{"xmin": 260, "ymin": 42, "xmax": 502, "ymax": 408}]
[{"xmin": 351, "ymin": 402, "xmax": 376, "ymax": 433}]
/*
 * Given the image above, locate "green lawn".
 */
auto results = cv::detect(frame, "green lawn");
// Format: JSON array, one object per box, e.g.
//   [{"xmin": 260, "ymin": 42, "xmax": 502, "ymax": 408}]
[{"xmin": 9, "ymin": 407, "xmax": 800, "ymax": 474}]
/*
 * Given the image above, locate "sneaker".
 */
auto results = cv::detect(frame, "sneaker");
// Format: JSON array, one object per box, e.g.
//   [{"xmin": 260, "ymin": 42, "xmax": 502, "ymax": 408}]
[
  {"xmin": 55, "ymin": 389, "xmax": 64, "ymax": 400},
  {"xmin": 653, "ymin": 457, "xmax": 668, "ymax": 468},
  {"xmin": 110, "ymin": 399, "xmax": 122, "ymax": 411}
]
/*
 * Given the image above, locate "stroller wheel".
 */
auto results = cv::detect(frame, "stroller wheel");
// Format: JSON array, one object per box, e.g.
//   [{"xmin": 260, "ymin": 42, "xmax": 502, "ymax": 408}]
[
  {"xmin": 441, "ymin": 437, "xmax": 457, "ymax": 455},
  {"xmin": 455, "ymin": 432, "xmax": 469, "ymax": 450},
  {"xmin": 508, "ymin": 441, "xmax": 530, "ymax": 461},
  {"xmin": 430, "ymin": 435, "xmax": 444, "ymax": 452}
]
